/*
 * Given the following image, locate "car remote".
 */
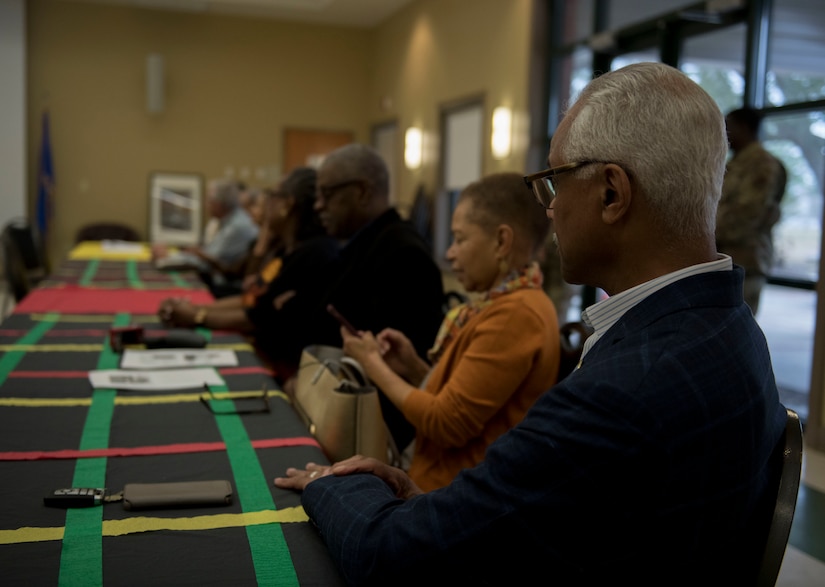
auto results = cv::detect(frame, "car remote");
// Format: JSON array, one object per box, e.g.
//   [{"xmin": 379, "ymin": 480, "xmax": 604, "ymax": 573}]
[{"xmin": 44, "ymin": 487, "xmax": 107, "ymax": 508}]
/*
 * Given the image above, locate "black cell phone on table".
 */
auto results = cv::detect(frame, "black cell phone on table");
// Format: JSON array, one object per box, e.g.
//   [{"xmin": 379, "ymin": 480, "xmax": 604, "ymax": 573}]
[{"xmin": 326, "ymin": 304, "xmax": 358, "ymax": 335}]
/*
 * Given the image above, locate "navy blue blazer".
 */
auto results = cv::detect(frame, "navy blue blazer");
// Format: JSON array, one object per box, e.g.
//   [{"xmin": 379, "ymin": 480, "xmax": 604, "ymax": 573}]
[{"xmin": 302, "ymin": 266, "xmax": 786, "ymax": 586}]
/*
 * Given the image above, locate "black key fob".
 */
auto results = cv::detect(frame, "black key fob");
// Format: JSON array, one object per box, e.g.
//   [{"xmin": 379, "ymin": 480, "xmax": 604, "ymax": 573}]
[{"xmin": 44, "ymin": 488, "xmax": 106, "ymax": 508}]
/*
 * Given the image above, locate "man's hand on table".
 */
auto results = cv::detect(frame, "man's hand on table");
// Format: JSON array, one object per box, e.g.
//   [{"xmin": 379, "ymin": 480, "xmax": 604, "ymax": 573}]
[{"xmin": 274, "ymin": 455, "xmax": 424, "ymax": 500}]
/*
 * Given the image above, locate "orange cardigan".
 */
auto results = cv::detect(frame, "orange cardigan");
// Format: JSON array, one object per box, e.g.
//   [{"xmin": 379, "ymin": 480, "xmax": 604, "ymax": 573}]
[{"xmin": 402, "ymin": 288, "xmax": 560, "ymax": 491}]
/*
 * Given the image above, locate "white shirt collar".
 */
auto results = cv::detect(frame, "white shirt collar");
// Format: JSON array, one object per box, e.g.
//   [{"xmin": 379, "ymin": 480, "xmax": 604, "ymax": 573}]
[{"xmin": 579, "ymin": 254, "xmax": 733, "ymax": 361}]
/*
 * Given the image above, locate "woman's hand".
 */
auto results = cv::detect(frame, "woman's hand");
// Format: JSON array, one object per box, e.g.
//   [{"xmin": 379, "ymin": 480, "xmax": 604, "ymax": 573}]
[
  {"xmin": 341, "ymin": 328, "xmax": 382, "ymax": 364},
  {"xmin": 376, "ymin": 328, "xmax": 413, "ymax": 364},
  {"xmin": 375, "ymin": 328, "xmax": 430, "ymax": 383}
]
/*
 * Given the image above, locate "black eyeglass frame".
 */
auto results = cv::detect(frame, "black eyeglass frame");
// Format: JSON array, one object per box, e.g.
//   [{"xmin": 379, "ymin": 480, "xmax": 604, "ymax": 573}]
[
  {"xmin": 523, "ymin": 160, "xmax": 604, "ymax": 209},
  {"xmin": 199, "ymin": 383, "xmax": 271, "ymax": 415},
  {"xmin": 317, "ymin": 179, "xmax": 365, "ymax": 202}
]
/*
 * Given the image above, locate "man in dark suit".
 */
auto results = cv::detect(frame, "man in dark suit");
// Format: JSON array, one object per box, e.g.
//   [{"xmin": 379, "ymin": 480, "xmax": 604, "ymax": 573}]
[
  {"xmin": 276, "ymin": 63, "xmax": 787, "ymax": 585},
  {"xmin": 305, "ymin": 143, "xmax": 445, "ymax": 451}
]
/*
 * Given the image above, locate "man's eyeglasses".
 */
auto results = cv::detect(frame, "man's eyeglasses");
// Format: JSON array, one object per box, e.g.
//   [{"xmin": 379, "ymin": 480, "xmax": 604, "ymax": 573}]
[
  {"xmin": 523, "ymin": 161, "xmax": 603, "ymax": 209},
  {"xmin": 200, "ymin": 383, "xmax": 271, "ymax": 415},
  {"xmin": 317, "ymin": 179, "xmax": 364, "ymax": 202}
]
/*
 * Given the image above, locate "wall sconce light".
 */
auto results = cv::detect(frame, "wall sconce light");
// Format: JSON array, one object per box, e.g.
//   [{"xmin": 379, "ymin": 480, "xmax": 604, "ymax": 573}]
[
  {"xmin": 146, "ymin": 53, "xmax": 165, "ymax": 115},
  {"xmin": 405, "ymin": 127, "xmax": 423, "ymax": 170},
  {"xmin": 491, "ymin": 106, "xmax": 512, "ymax": 159}
]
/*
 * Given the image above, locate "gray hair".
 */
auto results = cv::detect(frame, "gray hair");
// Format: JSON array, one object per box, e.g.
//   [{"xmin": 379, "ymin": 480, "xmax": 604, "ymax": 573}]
[
  {"xmin": 563, "ymin": 62, "xmax": 727, "ymax": 241},
  {"xmin": 322, "ymin": 143, "xmax": 390, "ymax": 199},
  {"xmin": 209, "ymin": 179, "xmax": 240, "ymax": 209}
]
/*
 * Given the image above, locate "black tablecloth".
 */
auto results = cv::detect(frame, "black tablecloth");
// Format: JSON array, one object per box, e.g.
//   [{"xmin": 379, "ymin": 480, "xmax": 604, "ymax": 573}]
[{"xmin": 0, "ymin": 253, "xmax": 344, "ymax": 586}]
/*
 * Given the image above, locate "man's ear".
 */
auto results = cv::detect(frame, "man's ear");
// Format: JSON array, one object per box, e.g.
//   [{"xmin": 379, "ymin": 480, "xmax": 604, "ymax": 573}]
[
  {"xmin": 355, "ymin": 180, "xmax": 371, "ymax": 206},
  {"xmin": 601, "ymin": 164, "xmax": 632, "ymax": 225}
]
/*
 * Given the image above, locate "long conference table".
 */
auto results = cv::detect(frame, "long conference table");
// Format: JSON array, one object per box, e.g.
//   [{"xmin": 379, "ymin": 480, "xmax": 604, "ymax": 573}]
[{"xmin": 0, "ymin": 242, "xmax": 345, "ymax": 585}]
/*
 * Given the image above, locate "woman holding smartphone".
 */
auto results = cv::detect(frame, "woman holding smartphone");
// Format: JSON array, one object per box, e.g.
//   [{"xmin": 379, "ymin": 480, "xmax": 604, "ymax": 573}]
[{"xmin": 340, "ymin": 172, "xmax": 561, "ymax": 491}]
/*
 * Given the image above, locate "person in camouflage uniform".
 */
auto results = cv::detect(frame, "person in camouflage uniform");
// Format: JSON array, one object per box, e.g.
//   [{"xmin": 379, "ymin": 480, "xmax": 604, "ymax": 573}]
[{"xmin": 716, "ymin": 107, "xmax": 787, "ymax": 315}]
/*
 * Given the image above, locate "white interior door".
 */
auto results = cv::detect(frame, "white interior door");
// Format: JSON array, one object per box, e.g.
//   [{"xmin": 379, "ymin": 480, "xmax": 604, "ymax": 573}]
[
  {"xmin": 434, "ymin": 101, "xmax": 484, "ymax": 265},
  {"xmin": 372, "ymin": 121, "xmax": 399, "ymax": 206}
]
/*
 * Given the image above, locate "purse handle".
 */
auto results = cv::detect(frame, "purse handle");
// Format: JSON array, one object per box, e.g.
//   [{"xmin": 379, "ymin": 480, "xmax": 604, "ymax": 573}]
[
  {"xmin": 302, "ymin": 348, "xmax": 402, "ymax": 467},
  {"xmin": 338, "ymin": 356, "xmax": 369, "ymax": 387},
  {"xmin": 308, "ymin": 356, "xmax": 368, "ymax": 389}
]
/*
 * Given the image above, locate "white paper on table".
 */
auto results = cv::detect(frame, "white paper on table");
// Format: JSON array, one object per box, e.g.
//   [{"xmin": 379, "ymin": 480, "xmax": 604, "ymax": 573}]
[
  {"xmin": 88, "ymin": 368, "xmax": 224, "ymax": 391},
  {"xmin": 121, "ymin": 349, "xmax": 238, "ymax": 370},
  {"xmin": 101, "ymin": 240, "xmax": 145, "ymax": 253}
]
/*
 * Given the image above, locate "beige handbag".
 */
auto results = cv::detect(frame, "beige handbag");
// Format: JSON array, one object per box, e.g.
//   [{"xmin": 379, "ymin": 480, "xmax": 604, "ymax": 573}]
[{"xmin": 293, "ymin": 344, "xmax": 398, "ymax": 465}]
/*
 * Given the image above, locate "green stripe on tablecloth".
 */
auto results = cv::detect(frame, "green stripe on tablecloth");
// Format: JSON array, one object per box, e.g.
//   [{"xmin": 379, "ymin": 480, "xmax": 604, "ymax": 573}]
[
  {"xmin": 210, "ymin": 391, "xmax": 299, "ymax": 586},
  {"xmin": 168, "ymin": 271, "xmax": 191, "ymax": 289},
  {"xmin": 201, "ymin": 328, "xmax": 298, "ymax": 586},
  {"xmin": 125, "ymin": 260, "xmax": 144, "ymax": 289},
  {"xmin": 78, "ymin": 259, "xmax": 99, "ymax": 286},
  {"xmin": 0, "ymin": 314, "xmax": 58, "ymax": 381},
  {"xmin": 58, "ymin": 312, "xmax": 130, "ymax": 587}
]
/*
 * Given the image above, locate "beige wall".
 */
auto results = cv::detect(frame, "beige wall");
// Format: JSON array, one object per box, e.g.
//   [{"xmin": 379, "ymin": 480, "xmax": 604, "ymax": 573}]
[
  {"xmin": 368, "ymin": 0, "xmax": 533, "ymax": 200},
  {"xmin": 26, "ymin": 0, "xmax": 534, "ymax": 263}
]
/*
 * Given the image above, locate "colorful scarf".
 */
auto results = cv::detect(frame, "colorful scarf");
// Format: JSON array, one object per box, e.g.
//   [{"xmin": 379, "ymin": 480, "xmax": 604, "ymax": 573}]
[{"xmin": 427, "ymin": 261, "xmax": 544, "ymax": 363}]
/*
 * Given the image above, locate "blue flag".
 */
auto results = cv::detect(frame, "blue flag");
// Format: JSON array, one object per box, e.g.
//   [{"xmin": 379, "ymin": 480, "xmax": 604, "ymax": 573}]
[{"xmin": 36, "ymin": 110, "xmax": 54, "ymax": 239}]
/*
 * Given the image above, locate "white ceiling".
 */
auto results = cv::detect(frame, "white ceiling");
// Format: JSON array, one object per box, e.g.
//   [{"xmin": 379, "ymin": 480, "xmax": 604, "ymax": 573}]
[{"xmin": 60, "ymin": 0, "xmax": 414, "ymax": 27}]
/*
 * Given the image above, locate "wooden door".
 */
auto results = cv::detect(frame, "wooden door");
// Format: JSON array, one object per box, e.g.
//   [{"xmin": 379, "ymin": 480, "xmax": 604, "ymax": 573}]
[{"xmin": 283, "ymin": 128, "xmax": 355, "ymax": 173}]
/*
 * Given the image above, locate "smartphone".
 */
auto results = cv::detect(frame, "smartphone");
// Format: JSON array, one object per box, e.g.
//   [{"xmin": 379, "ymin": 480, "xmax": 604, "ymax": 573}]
[{"xmin": 326, "ymin": 304, "xmax": 359, "ymax": 335}]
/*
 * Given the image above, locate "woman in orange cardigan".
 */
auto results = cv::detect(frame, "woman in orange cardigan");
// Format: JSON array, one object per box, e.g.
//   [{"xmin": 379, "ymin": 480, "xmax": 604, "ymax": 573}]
[{"xmin": 341, "ymin": 172, "xmax": 560, "ymax": 491}]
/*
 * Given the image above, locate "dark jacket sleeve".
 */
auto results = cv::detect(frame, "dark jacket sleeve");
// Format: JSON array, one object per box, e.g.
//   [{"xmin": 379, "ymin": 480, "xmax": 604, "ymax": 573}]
[{"xmin": 246, "ymin": 237, "xmax": 339, "ymax": 376}]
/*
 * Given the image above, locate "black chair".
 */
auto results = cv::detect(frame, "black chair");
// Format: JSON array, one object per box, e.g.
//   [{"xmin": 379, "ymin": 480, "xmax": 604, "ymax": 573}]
[
  {"xmin": 756, "ymin": 407, "xmax": 804, "ymax": 587},
  {"xmin": 1, "ymin": 218, "xmax": 49, "ymax": 302},
  {"xmin": 75, "ymin": 222, "xmax": 140, "ymax": 243}
]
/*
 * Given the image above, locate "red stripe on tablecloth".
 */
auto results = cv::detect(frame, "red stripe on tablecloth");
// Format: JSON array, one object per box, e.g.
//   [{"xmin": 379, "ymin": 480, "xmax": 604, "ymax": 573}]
[
  {"xmin": 13, "ymin": 287, "xmax": 214, "ymax": 314},
  {"xmin": 0, "ymin": 437, "xmax": 320, "ymax": 461},
  {"xmin": 0, "ymin": 329, "xmax": 110, "ymax": 337}
]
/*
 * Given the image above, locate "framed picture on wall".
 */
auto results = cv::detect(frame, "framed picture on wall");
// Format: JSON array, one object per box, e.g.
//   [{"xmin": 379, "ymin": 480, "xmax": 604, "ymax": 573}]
[{"xmin": 148, "ymin": 172, "xmax": 204, "ymax": 245}]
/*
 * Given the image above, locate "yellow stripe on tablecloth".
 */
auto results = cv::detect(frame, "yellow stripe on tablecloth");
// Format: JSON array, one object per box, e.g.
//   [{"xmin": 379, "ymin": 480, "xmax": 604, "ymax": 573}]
[
  {"xmin": 29, "ymin": 314, "xmax": 158, "ymax": 323},
  {"xmin": 0, "ymin": 507, "xmax": 309, "ymax": 544},
  {"xmin": 68, "ymin": 242, "xmax": 152, "ymax": 261},
  {"xmin": 0, "ymin": 390, "xmax": 290, "ymax": 407},
  {"xmin": 0, "ymin": 344, "xmax": 104, "ymax": 352}
]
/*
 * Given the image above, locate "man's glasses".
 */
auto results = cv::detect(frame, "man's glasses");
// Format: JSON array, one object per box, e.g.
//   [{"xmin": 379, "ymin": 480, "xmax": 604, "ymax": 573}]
[
  {"xmin": 317, "ymin": 179, "xmax": 364, "ymax": 202},
  {"xmin": 523, "ymin": 161, "xmax": 603, "ymax": 209},
  {"xmin": 200, "ymin": 383, "xmax": 271, "ymax": 415}
]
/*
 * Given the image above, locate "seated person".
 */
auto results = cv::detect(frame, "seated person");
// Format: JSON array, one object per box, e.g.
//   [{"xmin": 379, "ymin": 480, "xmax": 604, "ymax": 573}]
[
  {"xmin": 153, "ymin": 178, "xmax": 259, "ymax": 298},
  {"xmin": 300, "ymin": 143, "xmax": 446, "ymax": 452},
  {"xmin": 274, "ymin": 63, "xmax": 788, "ymax": 585},
  {"xmin": 192, "ymin": 187, "xmax": 277, "ymax": 287},
  {"xmin": 340, "ymin": 172, "xmax": 560, "ymax": 491},
  {"xmin": 157, "ymin": 167, "xmax": 338, "ymax": 381},
  {"xmin": 203, "ymin": 180, "xmax": 248, "ymax": 245}
]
